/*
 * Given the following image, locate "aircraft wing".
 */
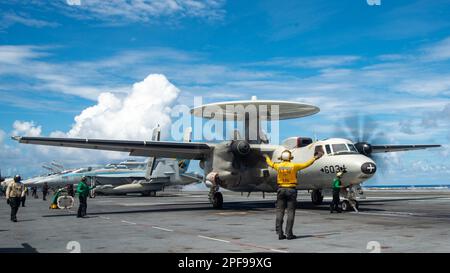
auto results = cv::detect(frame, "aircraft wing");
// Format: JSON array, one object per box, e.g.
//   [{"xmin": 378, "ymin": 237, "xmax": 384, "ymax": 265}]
[
  {"xmin": 371, "ymin": 144, "xmax": 441, "ymax": 153},
  {"xmin": 12, "ymin": 136, "xmax": 212, "ymax": 160}
]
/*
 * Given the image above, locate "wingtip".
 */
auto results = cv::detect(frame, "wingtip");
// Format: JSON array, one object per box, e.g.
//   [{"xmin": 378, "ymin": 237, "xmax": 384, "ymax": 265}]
[{"xmin": 11, "ymin": 136, "xmax": 21, "ymax": 141}]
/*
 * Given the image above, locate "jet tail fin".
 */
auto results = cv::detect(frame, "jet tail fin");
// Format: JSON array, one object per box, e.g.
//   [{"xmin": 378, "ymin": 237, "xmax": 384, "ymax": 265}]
[
  {"xmin": 145, "ymin": 125, "xmax": 161, "ymax": 180},
  {"xmin": 42, "ymin": 164, "xmax": 58, "ymax": 173},
  {"xmin": 50, "ymin": 161, "xmax": 64, "ymax": 172},
  {"xmin": 178, "ymin": 127, "xmax": 193, "ymax": 174},
  {"xmin": 183, "ymin": 127, "xmax": 192, "ymax": 143}
]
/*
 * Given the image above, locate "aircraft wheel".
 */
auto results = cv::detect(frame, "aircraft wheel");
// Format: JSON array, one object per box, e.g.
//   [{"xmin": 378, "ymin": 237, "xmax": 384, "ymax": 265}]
[
  {"xmin": 150, "ymin": 191, "xmax": 157, "ymax": 197},
  {"xmin": 341, "ymin": 200, "xmax": 350, "ymax": 211},
  {"xmin": 212, "ymin": 192, "xmax": 223, "ymax": 209},
  {"xmin": 311, "ymin": 190, "xmax": 323, "ymax": 205}
]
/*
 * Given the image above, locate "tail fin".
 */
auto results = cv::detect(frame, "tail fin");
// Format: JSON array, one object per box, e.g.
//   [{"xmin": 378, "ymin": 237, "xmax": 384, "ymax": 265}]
[
  {"xmin": 230, "ymin": 129, "xmax": 243, "ymax": 140},
  {"xmin": 152, "ymin": 124, "xmax": 161, "ymax": 142},
  {"xmin": 259, "ymin": 129, "xmax": 269, "ymax": 144},
  {"xmin": 145, "ymin": 125, "xmax": 161, "ymax": 180},
  {"xmin": 50, "ymin": 161, "xmax": 64, "ymax": 172},
  {"xmin": 178, "ymin": 127, "xmax": 192, "ymax": 174},
  {"xmin": 183, "ymin": 127, "xmax": 192, "ymax": 143},
  {"xmin": 42, "ymin": 164, "xmax": 58, "ymax": 173}
]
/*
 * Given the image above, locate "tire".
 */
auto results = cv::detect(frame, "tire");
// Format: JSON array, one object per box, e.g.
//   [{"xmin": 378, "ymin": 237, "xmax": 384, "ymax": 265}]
[
  {"xmin": 212, "ymin": 192, "xmax": 223, "ymax": 209},
  {"xmin": 341, "ymin": 200, "xmax": 350, "ymax": 211},
  {"xmin": 311, "ymin": 190, "xmax": 324, "ymax": 205}
]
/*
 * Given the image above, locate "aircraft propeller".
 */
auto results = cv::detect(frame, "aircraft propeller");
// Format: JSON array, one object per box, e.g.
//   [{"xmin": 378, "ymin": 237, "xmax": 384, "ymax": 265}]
[{"xmin": 339, "ymin": 114, "xmax": 391, "ymax": 175}]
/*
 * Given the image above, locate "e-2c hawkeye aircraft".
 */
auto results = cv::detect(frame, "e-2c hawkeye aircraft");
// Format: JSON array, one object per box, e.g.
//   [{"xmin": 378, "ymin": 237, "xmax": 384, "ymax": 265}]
[{"xmin": 12, "ymin": 98, "xmax": 440, "ymax": 210}]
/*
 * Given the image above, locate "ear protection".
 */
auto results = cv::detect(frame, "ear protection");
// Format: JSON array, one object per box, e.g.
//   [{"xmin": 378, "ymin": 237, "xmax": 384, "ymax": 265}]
[{"xmin": 279, "ymin": 150, "xmax": 294, "ymax": 161}]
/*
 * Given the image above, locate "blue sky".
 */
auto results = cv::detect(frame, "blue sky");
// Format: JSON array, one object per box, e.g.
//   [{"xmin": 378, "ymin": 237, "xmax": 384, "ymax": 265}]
[{"xmin": 0, "ymin": 0, "xmax": 449, "ymax": 185}]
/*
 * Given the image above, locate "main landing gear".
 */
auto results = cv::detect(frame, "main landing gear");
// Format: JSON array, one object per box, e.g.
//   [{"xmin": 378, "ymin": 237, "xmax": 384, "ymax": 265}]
[
  {"xmin": 209, "ymin": 185, "xmax": 223, "ymax": 209},
  {"xmin": 311, "ymin": 189, "xmax": 324, "ymax": 205},
  {"xmin": 206, "ymin": 172, "xmax": 223, "ymax": 209},
  {"xmin": 144, "ymin": 191, "xmax": 157, "ymax": 197}
]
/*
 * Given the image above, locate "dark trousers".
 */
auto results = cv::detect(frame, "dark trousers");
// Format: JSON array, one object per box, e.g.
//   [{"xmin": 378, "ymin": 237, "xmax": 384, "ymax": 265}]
[
  {"xmin": 330, "ymin": 189, "xmax": 341, "ymax": 212},
  {"xmin": 9, "ymin": 197, "xmax": 21, "ymax": 221},
  {"xmin": 77, "ymin": 195, "xmax": 87, "ymax": 217},
  {"xmin": 43, "ymin": 191, "xmax": 48, "ymax": 201},
  {"xmin": 21, "ymin": 196, "xmax": 26, "ymax": 207},
  {"xmin": 276, "ymin": 188, "xmax": 297, "ymax": 236}
]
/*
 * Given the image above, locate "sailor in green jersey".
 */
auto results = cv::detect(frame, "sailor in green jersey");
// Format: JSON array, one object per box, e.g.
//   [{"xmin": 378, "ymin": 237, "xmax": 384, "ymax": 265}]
[
  {"xmin": 76, "ymin": 176, "xmax": 95, "ymax": 218},
  {"xmin": 330, "ymin": 172, "xmax": 345, "ymax": 213}
]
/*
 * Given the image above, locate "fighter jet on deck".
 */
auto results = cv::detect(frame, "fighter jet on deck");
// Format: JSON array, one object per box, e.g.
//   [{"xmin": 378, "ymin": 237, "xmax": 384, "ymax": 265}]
[{"xmin": 24, "ymin": 127, "xmax": 202, "ymax": 196}]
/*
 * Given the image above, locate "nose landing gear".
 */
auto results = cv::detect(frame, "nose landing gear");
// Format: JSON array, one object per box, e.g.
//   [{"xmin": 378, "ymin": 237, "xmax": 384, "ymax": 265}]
[
  {"xmin": 341, "ymin": 185, "xmax": 363, "ymax": 212},
  {"xmin": 341, "ymin": 199, "xmax": 359, "ymax": 212}
]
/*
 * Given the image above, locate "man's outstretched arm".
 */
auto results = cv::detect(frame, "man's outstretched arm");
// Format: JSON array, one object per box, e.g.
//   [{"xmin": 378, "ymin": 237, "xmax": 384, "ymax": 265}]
[
  {"xmin": 264, "ymin": 154, "xmax": 278, "ymax": 170},
  {"xmin": 293, "ymin": 153, "xmax": 323, "ymax": 171}
]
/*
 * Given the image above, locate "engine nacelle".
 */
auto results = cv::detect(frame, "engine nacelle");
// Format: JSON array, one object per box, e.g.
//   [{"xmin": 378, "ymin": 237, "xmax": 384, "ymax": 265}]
[
  {"xmin": 355, "ymin": 142, "xmax": 373, "ymax": 156},
  {"xmin": 230, "ymin": 140, "xmax": 251, "ymax": 157}
]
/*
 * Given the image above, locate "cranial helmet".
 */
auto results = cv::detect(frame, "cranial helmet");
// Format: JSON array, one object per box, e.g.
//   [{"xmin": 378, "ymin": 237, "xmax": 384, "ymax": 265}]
[
  {"xmin": 336, "ymin": 171, "xmax": 344, "ymax": 177},
  {"xmin": 14, "ymin": 175, "xmax": 21, "ymax": 182},
  {"xmin": 279, "ymin": 150, "xmax": 293, "ymax": 161},
  {"xmin": 81, "ymin": 176, "xmax": 87, "ymax": 182}
]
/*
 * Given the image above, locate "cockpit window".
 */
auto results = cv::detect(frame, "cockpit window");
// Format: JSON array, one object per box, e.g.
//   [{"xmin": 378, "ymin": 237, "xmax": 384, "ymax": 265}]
[
  {"xmin": 332, "ymin": 144, "xmax": 348, "ymax": 153},
  {"xmin": 325, "ymin": 144, "xmax": 332, "ymax": 155},
  {"xmin": 347, "ymin": 144, "xmax": 358, "ymax": 152},
  {"xmin": 331, "ymin": 143, "xmax": 358, "ymax": 155},
  {"xmin": 314, "ymin": 145, "xmax": 324, "ymax": 157}
]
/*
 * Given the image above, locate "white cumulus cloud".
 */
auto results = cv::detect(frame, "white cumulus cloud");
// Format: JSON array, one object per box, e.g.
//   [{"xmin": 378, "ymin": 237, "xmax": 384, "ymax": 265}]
[
  {"xmin": 66, "ymin": 74, "xmax": 179, "ymax": 140},
  {"xmin": 5, "ymin": 74, "xmax": 181, "ymax": 177},
  {"xmin": 12, "ymin": 121, "xmax": 42, "ymax": 137}
]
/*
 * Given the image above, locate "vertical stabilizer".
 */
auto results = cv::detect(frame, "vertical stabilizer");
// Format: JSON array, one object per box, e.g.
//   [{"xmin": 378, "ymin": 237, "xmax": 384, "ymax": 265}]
[{"xmin": 145, "ymin": 125, "xmax": 161, "ymax": 180}]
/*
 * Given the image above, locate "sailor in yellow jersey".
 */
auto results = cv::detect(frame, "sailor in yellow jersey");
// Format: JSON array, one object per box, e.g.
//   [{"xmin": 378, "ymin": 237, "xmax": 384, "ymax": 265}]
[
  {"xmin": 6, "ymin": 175, "xmax": 26, "ymax": 222},
  {"xmin": 265, "ymin": 150, "xmax": 322, "ymax": 240}
]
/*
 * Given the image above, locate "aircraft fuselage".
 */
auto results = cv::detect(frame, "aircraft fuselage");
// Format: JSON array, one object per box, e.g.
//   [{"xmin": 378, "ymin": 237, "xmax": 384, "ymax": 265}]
[{"xmin": 205, "ymin": 138, "xmax": 376, "ymax": 192}]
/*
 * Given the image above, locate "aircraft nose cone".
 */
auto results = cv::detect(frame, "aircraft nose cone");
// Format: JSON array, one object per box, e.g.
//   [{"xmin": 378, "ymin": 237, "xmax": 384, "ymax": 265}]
[{"xmin": 361, "ymin": 162, "xmax": 377, "ymax": 175}]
